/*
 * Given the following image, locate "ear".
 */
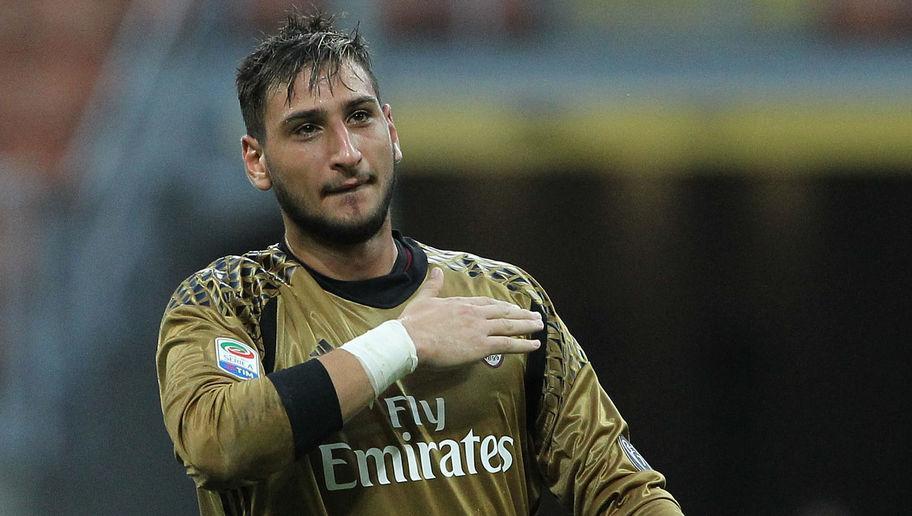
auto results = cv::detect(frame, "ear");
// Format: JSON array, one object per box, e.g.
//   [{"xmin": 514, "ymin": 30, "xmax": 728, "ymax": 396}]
[
  {"xmin": 382, "ymin": 104, "xmax": 402, "ymax": 163},
  {"xmin": 242, "ymin": 135, "xmax": 272, "ymax": 191}
]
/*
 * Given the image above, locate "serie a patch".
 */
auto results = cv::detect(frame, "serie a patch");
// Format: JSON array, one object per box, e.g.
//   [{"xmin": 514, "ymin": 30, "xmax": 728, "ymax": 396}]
[
  {"xmin": 618, "ymin": 435, "xmax": 652, "ymax": 472},
  {"xmin": 215, "ymin": 337, "xmax": 261, "ymax": 380}
]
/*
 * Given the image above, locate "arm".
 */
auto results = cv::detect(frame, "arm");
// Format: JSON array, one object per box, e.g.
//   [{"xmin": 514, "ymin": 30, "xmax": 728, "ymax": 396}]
[
  {"xmin": 525, "ymin": 281, "xmax": 682, "ymax": 515},
  {"xmin": 157, "ymin": 267, "xmax": 543, "ymax": 490},
  {"xmin": 323, "ymin": 267, "xmax": 546, "ymax": 422},
  {"xmin": 157, "ymin": 307, "xmax": 299, "ymax": 490}
]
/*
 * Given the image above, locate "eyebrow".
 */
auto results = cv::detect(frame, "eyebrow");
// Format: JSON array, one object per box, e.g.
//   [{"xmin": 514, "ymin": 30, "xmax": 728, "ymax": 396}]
[{"xmin": 280, "ymin": 95, "xmax": 379, "ymax": 128}]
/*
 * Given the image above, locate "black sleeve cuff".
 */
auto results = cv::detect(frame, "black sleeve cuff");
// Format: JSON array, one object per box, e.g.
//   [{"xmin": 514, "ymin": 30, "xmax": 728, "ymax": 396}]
[{"xmin": 268, "ymin": 358, "xmax": 343, "ymax": 459}]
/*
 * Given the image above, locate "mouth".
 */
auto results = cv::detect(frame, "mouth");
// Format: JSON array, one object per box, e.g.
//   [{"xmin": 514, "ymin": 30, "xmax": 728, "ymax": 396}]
[{"xmin": 323, "ymin": 176, "xmax": 373, "ymax": 196}]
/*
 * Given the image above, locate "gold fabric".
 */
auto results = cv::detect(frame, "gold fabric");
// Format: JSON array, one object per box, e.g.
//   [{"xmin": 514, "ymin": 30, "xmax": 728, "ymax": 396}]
[{"xmin": 157, "ymin": 242, "xmax": 682, "ymax": 515}]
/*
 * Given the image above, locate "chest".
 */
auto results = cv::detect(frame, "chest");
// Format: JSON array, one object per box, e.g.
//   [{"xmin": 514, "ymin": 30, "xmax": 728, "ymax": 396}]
[
  {"xmin": 265, "ymin": 275, "xmax": 534, "ymax": 506},
  {"xmin": 272, "ymin": 286, "xmax": 528, "ymax": 441}
]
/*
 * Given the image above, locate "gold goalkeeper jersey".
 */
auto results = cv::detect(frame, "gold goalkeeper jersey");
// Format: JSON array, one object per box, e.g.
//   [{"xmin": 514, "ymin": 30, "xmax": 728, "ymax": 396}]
[{"xmin": 157, "ymin": 233, "xmax": 682, "ymax": 515}]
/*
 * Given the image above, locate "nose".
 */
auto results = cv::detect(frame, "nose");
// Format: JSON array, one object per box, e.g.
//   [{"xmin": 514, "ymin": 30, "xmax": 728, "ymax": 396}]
[{"xmin": 329, "ymin": 121, "xmax": 362, "ymax": 173}]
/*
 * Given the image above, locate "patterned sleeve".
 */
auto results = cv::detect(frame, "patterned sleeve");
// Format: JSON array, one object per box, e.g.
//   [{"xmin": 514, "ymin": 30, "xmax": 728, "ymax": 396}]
[
  {"xmin": 523, "ymin": 273, "xmax": 683, "ymax": 515},
  {"xmin": 156, "ymin": 255, "xmax": 296, "ymax": 490}
]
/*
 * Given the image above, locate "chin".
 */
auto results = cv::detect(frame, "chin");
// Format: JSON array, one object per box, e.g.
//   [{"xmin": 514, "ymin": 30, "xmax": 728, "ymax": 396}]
[
  {"xmin": 277, "ymin": 176, "xmax": 395, "ymax": 247},
  {"xmin": 290, "ymin": 210, "xmax": 389, "ymax": 247}
]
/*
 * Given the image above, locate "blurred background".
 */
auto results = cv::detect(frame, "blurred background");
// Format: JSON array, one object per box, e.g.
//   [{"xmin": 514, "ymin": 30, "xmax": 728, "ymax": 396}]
[{"xmin": 1, "ymin": 1, "xmax": 910, "ymax": 514}]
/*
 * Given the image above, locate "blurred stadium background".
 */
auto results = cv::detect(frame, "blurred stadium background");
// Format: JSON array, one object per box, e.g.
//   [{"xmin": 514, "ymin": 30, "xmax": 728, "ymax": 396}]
[{"xmin": 1, "ymin": 1, "xmax": 909, "ymax": 514}]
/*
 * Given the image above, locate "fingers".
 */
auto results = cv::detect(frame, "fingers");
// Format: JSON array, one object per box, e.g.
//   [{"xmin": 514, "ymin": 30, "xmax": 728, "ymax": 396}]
[
  {"xmin": 447, "ymin": 296, "xmax": 502, "ymax": 306},
  {"xmin": 448, "ymin": 297, "xmax": 532, "ymax": 315},
  {"xmin": 476, "ymin": 302, "xmax": 541, "ymax": 321},
  {"xmin": 486, "ymin": 317, "xmax": 544, "ymax": 336},
  {"xmin": 413, "ymin": 267, "xmax": 444, "ymax": 300},
  {"xmin": 486, "ymin": 336, "xmax": 541, "ymax": 354}
]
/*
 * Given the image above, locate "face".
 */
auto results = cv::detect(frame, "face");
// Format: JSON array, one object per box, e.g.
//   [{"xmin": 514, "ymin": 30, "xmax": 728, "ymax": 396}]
[{"xmin": 242, "ymin": 61, "xmax": 402, "ymax": 246}]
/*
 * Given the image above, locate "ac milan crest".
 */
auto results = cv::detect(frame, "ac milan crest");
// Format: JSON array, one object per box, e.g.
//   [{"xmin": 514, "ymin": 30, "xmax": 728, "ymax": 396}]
[{"xmin": 483, "ymin": 354, "xmax": 503, "ymax": 368}]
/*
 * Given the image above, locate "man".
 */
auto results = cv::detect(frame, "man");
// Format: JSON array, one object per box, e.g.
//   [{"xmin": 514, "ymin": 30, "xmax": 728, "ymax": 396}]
[{"xmin": 157, "ymin": 12, "xmax": 682, "ymax": 515}]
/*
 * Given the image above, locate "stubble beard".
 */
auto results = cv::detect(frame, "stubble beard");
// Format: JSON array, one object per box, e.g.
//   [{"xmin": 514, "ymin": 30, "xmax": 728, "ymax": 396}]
[{"xmin": 271, "ymin": 164, "xmax": 397, "ymax": 248}]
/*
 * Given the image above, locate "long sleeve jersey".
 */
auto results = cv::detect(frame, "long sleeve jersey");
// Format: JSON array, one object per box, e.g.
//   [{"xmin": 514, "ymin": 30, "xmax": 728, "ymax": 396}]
[{"xmin": 157, "ymin": 233, "xmax": 682, "ymax": 515}]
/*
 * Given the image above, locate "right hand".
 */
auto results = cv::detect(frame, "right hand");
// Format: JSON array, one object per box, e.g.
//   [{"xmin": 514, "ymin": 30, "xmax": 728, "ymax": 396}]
[{"xmin": 398, "ymin": 267, "xmax": 544, "ymax": 369}]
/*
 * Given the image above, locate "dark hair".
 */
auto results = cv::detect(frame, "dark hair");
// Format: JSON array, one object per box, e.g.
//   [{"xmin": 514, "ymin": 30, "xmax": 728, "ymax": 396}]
[{"xmin": 235, "ymin": 10, "xmax": 379, "ymax": 141}]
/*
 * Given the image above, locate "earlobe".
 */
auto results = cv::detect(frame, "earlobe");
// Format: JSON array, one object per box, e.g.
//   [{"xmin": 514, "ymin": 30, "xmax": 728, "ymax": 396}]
[{"xmin": 241, "ymin": 135, "xmax": 272, "ymax": 191}]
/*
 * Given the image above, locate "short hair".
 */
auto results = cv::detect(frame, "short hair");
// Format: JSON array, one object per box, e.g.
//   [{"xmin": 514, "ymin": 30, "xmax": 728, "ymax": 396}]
[{"xmin": 236, "ymin": 10, "xmax": 379, "ymax": 141}]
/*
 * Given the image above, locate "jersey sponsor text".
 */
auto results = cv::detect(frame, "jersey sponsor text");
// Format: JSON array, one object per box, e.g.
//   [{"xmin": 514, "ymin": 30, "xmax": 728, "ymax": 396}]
[{"xmin": 319, "ymin": 395, "xmax": 516, "ymax": 491}]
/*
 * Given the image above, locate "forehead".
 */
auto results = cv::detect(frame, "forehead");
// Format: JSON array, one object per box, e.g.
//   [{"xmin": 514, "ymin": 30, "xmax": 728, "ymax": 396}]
[{"xmin": 264, "ymin": 61, "xmax": 376, "ymax": 122}]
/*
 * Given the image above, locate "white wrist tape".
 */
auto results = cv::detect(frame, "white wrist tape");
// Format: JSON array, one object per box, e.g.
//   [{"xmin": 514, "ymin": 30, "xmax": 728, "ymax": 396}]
[{"xmin": 340, "ymin": 320, "xmax": 418, "ymax": 397}]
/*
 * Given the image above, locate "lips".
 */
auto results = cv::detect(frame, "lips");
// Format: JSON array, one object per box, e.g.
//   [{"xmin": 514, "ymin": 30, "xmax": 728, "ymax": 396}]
[{"xmin": 324, "ymin": 176, "xmax": 372, "ymax": 196}]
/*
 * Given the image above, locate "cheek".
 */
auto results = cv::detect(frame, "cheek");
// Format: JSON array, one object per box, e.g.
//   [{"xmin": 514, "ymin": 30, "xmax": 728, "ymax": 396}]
[
  {"xmin": 364, "ymin": 139, "xmax": 395, "ymax": 167},
  {"xmin": 270, "ymin": 155, "xmax": 322, "ymax": 187}
]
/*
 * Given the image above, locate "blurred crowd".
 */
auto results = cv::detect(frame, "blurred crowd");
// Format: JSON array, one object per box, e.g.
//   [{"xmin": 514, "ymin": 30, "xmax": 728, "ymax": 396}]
[{"xmin": 0, "ymin": 1, "xmax": 909, "ymax": 514}]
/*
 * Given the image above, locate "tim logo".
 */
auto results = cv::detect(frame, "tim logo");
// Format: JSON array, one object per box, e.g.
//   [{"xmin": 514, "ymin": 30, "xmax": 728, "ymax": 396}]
[{"xmin": 483, "ymin": 354, "xmax": 503, "ymax": 368}]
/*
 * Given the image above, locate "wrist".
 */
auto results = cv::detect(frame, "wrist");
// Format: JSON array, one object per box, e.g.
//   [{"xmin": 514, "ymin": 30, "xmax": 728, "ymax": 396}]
[{"xmin": 340, "ymin": 320, "xmax": 418, "ymax": 397}]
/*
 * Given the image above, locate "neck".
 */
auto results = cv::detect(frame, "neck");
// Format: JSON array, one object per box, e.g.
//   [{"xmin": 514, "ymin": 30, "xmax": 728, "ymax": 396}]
[{"xmin": 282, "ymin": 217, "xmax": 397, "ymax": 281}]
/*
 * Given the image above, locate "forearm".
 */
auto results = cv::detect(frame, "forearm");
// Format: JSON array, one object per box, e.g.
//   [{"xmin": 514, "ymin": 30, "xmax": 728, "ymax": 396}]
[
  {"xmin": 165, "ymin": 374, "xmax": 297, "ymax": 489},
  {"xmin": 166, "ymin": 347, "xmax": 371, "ymax": 489},
  {"xmin": 317, "ymin": 349, "xmax": 375, "ymax": 422},
  {"xmin": 158, "ymin": 311, "xmax": 343, "ymax": 488},
  {"xmin": 331, "ymin": 319, "xmax": 418, "ymax": 419},
  {"xmin": 161, "ymin": 318, "xmax": 414, "ymax": 488}
]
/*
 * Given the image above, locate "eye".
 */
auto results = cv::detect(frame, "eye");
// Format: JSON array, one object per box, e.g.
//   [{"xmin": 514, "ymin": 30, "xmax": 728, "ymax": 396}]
[
  {"xmin": 348, "ymin": 110, "xmax": 372, "ymax": 124},
  {"xmin": 292, "ymin": 123, "xmax": 319, "ymax": 136}
]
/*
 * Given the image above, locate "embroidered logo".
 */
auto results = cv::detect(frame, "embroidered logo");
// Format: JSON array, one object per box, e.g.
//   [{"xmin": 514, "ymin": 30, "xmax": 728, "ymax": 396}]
[
  {"xmin": 482, "ymin": 354, "xmax": 503, "ymax": 368},
  {"xmin": 309, "ymin": 339, "xmax": 335, "ymax": 359},
  {"xmin": 215, "ymin": 337, "xmax": 260, "ymax": 380},
  {"xmin": 618, "ymin": 435, "xmax": 652, "ymax": 471}
]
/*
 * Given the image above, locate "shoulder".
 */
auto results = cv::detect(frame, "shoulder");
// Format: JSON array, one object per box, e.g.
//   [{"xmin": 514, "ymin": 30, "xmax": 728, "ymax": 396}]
[
  {"xmin": 165, "ymin": 244, "xmax": 298, "ymax": 316},
  {"xmin": 415, "ymin": 240, "xmax": 547, "ymax": 303}
]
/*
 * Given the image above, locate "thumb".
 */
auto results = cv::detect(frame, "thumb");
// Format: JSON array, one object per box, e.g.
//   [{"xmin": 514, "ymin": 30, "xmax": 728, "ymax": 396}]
[{"xmin": 414, "ymin": 267, "xmax": 444, "ymax": 300}]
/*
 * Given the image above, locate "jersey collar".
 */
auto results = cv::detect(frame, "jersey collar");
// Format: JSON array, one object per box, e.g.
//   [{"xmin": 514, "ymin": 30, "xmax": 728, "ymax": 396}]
[{"xmin": 279, "ymin": 231, "xmax": 428, "ymax": 309}]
